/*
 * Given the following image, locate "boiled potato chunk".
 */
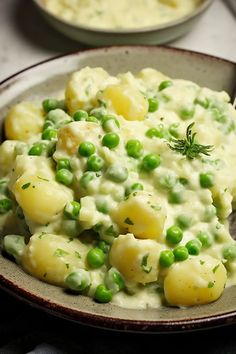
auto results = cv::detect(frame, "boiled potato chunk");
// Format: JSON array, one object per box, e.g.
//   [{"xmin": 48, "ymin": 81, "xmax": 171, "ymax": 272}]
[
  {"xmin": 21, "ymin": 233, "xmax": 88, "ymax": 286},
  {"xmin": 159, "ymin": 0, "xmax": 179, "ymax": 7},
  {"xmin": 164, "ymin": 255, "xmax": 227, "ymax": 306},
  {"xmin": 14, "ymin": 174, "xmax": 73, "ymax": 224},
  {"xmin": 102, "ymin": 83, "xmax": 148, "ymax": 121},
  {"xmin": 113, "ymin": 191, "xmax": 166, "ymax": 240},
  {"xmin": 109, "ymin": 233, "xmax": 163, "ymax": 284},
  {"xmin": 55, "ymin": 121, "xmax": 102, "ymax": 157},
  {"xmin": 65, "ymin": 66, "xmax": 117, "ymax": 113},
  {"xmin": 0, "ymin": 140, "xmax": 19, "ymax": 177},
  {"xmin": 5, "ymin": 102, "xmax": 44, "ymax": 141}
]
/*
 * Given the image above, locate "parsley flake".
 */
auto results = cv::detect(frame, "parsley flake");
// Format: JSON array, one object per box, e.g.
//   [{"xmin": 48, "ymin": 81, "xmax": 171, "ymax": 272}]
[
  {"xmin": 54, "ymin": 248, "xmax": 69, "ymax": 257},
  {"xmin": 212, "ymin": 264, "xmax": 220, "ymax": 273},
  {"xmin": 141, "ymin": 253, "xmax": 152, "ymax": 274},
  {"xmin": 22, "ymin": 182, "xmax": 31, "ymax": 190},
  {"xmin": 124, "ymin": 217, "xmax": 134, "ymax": 225},
  {"xmin": 208, "ymin": 281, "xmax": 215, "ymax": 288}
]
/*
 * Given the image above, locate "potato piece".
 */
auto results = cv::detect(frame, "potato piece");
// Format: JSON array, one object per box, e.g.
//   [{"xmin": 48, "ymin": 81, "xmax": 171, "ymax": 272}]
[
  {"xmin": 55, "ymin": 121, "xmax": 102, "ymax": 157},
  {"xmin": 14, "ymin": 174, "xmax": 73, "ymax": 224},
  {"xmin": 137, "ymin": 68, "xmax": 169, "ymax": 88},
  {"xmin": 102, "ymin": 83, "xmax": 148, "ymax": 121},
  {"xmin": 65, "ymin": 67, "xmax": 117, "ymax": 113},
  {"xmin": 0, "ymin": 140, "xmax": 19, "ymax": 177},
  {"xmin": 109, "ymin": 233, "xmax": 163, "ymax": 284},
  {"xmin": 159, "ymin": 0, "xmax": 179, "ymax": 7},
  {"xmin": 112, "ymin": 191, "xmax": 166, "ymax": 240},
  {"xmin": 164, "ymin": 255, "xmax": 227, "ymax": 307},
  {"xmin": 5, "ymin": 102, "xmax": 44, "ymax": 141},
  {"xmin": 21, "ymin": 233, "xmax": 88, "ymax": 286}
]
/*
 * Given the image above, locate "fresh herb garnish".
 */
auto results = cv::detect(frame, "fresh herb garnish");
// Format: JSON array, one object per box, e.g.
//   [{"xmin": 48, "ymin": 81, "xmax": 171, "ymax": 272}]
[
  {"xmin": 168, "ymin": 122, "xmax": 214, "ymax": 159},
  {"xmin": 212, "ymin": 264, "xmax": 220, "ymax": 273},
  {"xmin": 208, "ymin": 281, "xmax": 215, "ymax": 288},
  {"xmin": 141, "ymin": 253, "xmax": 152, "ymax": 274}
]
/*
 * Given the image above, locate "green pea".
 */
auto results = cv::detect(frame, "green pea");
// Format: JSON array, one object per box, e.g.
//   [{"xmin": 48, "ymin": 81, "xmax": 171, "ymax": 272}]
[
  {"xmin": 199, "ymin": 172, "xmax": 215, "ymax": 188},
  {"xmin": 102, "ymin": 116, "xmax": 120, "ymax": 132},
  {"xmin": 87, "ymin": 155, "xmax": 104, "ymax": 172},
  {"xmin": 46, "ymin": 109, "xmax": 71, "ymax": 127},
  {"xmin": 186, "ymin": 239, "xmax": 202, "ymax": 255},
  {"xmin": 203, "ymin": 205, "xmax": 217, "ymax": 222},
  {"xmin": 73, "ymin": 110, "xmax": 88, "ymax": 121},
  {"xmin": 64, "ymin": 201, "xmax": 81, "ymax": 219},
  {"xmin": 102, "ymin": 132, "xmax": 120, "ymax": 149},
  {"xmin": 79, "ymin": 171, "xmax": 96, "ymax": 189},
  {"xmin": 159, "ymin": 80, "xmax": 173, "ymax": 91},
  {"xmin": 42, "ymin": 98, "xmax": 65, "ymax": 112},
  {"xmin": 89, "ymin": 107, "xmax": 106, "ymax": 119},
  {"xmin": 222, "ymin": 244, "xmax": 236, "ymax": 261},
  {"xmin": 159, "ymin": 250, "xmax": 175, "ymax": 267},
  {"xmin": 87, "ymin": 248, "xmax": 105, "ymax": 268},
  {"xmin": 105, "ymin": 267, "xmax": 125, "ymax": 294},
  {"xmin": 176, "ymin": 214, "xmax": 192, "ymax": 230},
  {"xmin": 0, "ymin": 180, "xmax": 8, "ymax": 194},
  {"xmin": 0, "ymin": 198, "xmax": 12, "ymax": 214},
  {"xmin": 173, "ymin": 246, "xmax": 189, "ymax": 261},
  {"xmin": 43, "ymin": 120, "xmax": 54, "ymax": 130},
  {"xmin": 55, "ymin": 169, "xmax": 73, "ymax": 186},
  {"xmin": 125, "ymin": 183, "xmax": 144, "ymax": 196},
  {"xmin": 94, "ymin": 284, "xmax": 113, "ymax": 303},
  {"xmin": 106, "ymin": 164, "xmax": 128, "ymax": 183},
  {"xmin": 65, "ymin": 269, "xmax": 91, "ymax": 292},
  {"xmin": 148, "ymin": 98, "xmax": 159, "ymax": 112},
  {"xmin": 42, "ymin": 128, "xmax": 57, "ymax": 140},
  {"xmin": 180, "ymin": 106, "xmax": 195, "ymax": 120},
  {"xmin": 197, "ymin": 231, "xmax": 213, "ymax": 248},
  {"xmin": 166, "ymin": 225, "xmax": 183, "ymax": 244},
  {"xmin": 28, "ymin": 143, "xmax": 45, "ymax": 156},
  {"xmin": 57, "ymin": 158, "xmax": 71, "ymax": 171},
  {"xmin": 3, "ymin": 234, "xmax": 25, "ymax": 262},
  {"xmin": 158, "ymin": 174, "xmax": 176, "ymax": 190},
  {"xmin": 78, "ymin": 141, "xmax": 96, "ymax": 157},
  {"xmin": 168, "ymin": 188, "xmax": 184, "ymax": 204},
  {"xmin": 142, "ymin": 154, "xmax": 161, "ymax": 171},
  {"xmin": 97, "ymin": 240, "xmax": 110, "ymax": 254},
  {"xmin": 168, "ymin": 123, "xmax": 179, "ymax": 138},
  {"xmin": 96, "ymin": 198, "xmax": 109, "ymax": 214},
  {"xmin": 194, "ymin": 97, "xmax": 210, "ymax": 109},
  {"xmin": 86, "ymin": 115, "xmax": 99, "ymax": 123},
  {"xmin": 146, "ymin": 126, "xmax": 164, "ymax": 139},
  {"xmin": 126, "ymin": 139, "xmax": 143, "ymax": 158}
]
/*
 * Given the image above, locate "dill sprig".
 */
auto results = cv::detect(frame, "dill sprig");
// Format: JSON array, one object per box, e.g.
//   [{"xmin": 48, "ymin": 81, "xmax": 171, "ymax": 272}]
[{"xmin": 168, "ymin": 122, "xmax": 214, "ymax": 159}]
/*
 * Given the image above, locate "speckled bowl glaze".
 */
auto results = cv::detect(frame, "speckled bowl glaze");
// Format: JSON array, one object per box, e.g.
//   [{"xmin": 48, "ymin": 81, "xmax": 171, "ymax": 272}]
[
  {"xmin": 0, "ymin": 46, "xmax": 236, "ymax": 333},
  {"xmin": 33, "ymin": 0, "xmax": 214, "ymax": 46}
]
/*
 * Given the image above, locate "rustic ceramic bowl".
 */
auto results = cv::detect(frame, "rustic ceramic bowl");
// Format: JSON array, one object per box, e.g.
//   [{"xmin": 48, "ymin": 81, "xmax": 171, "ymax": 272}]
[
  {"xmin": 0, "ymin": 46, "xmax": 236, "ymax": 333},
  {"xmin": 33, "ymin": 0, "xmax": 214, "ymax": 46}
]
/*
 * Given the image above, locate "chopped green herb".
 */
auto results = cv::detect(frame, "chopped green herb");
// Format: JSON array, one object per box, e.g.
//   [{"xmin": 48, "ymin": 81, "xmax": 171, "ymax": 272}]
[
  {"xmin": 141, "ymin": 254, "xmax": 152, "ymax": 274},
  {"xmin": 124, "ymin": 217, "xmax": 134, "ymax": 225},
  {"xmin": 208, "ymin": 281, "xmax": 215, "ymax": 288},
  {"xmin": 212, "ymin": 264, "xmax": 220, "ymax": 273},
  {"xmin": 65, "ymin": 263, "xmax": 70, "ymax": 269},
  {"xmin": 37, "ymin": 176, "xmax": 49, "ymax": 182},
  {"xmin": 22, "ymin": 182, "xmax": 31, "ymax": 190},
  {"xmin": 38, "ymin": 232, "xmax": 47, "ymax": 239},
  {"xmin": 75, "ymin": 251, "xmax": 81, "ymax": 259},
  {"xmin": 200, "ymin": 260, "xmax": 205, "ymax": 265},
  {"xmin": 43, "ymin": 272, "xmax": 47, "ymax": 278},
  {"xmin": 54, "ymin": 248, "xmax": 69, "ymax": 257}
]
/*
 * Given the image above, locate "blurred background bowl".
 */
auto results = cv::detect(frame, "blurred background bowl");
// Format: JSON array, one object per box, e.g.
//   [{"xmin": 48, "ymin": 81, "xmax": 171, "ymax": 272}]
[{"xmin": 33, "ymin": 0, "xmax": 214, "ymax": 46}]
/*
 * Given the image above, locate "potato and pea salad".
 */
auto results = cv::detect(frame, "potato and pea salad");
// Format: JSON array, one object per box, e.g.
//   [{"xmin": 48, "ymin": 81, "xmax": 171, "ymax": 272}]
[{"xmin": 1, "ymin": 67, "xmax": 236, "ymax": 309}]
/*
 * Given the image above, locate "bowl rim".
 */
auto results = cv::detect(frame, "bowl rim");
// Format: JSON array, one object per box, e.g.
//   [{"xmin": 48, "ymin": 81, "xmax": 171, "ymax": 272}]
[
  {"xmin": 0, "ymin": 44, "xmax": 235, "ymax": 88},
  {"xmin": 0, "ymin": 45, "xmax": 236, "ymax": 333},
  {"xmin": 33, "ymin": 0, "xmax": 215, "ymax": 34}
]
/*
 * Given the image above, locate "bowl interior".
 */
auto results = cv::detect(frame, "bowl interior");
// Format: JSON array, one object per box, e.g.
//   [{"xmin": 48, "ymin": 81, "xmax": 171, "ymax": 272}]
[{"xmin": 0, "ymin": 46, "xmax": 236, "ymax": 333}]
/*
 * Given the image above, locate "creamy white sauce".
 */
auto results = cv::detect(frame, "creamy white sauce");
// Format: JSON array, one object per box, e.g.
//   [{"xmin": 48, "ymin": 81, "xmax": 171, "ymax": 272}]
[{"xmin": 42, "ymin": 0, "xmax": 202, "ymax": 29}]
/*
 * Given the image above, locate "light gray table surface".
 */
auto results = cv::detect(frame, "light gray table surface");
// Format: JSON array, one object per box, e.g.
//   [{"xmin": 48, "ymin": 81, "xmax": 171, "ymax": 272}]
[{"xmin": 0, "ymin": 0, "xmax": 235, "ymax": 83}]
